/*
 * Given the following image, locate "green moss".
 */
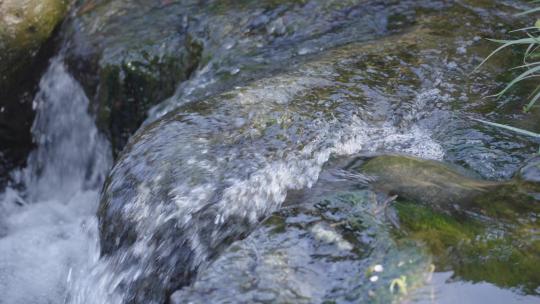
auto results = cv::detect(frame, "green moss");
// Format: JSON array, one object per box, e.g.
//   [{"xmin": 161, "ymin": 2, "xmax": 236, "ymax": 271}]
[
  {"xmin": 353, "ymin": 155, "xmax": 540, "ymax": 293},
  {"xmin": 358, "ymin": 155, "xmax": 540, "ymax": 220},
  {"xmin": 0, "ymin": 0, "xmax": 69, "ymax": 89},
  {"xmin": 395, "ymin": 200, "xmax": 540, "ymax": 294},
  {"xmin": 94, "ymin": 38, "xmax": 203, "ymax": 154},
  {"xmin": 395, "ymin": 202, "xmax": 483, "ymax": 254}
]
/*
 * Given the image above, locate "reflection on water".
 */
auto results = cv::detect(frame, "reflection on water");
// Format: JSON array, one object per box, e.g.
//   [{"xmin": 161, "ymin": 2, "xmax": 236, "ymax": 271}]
[{"xmin": 414, "ymin": 272, "xmax": 540, "ymax": 304}]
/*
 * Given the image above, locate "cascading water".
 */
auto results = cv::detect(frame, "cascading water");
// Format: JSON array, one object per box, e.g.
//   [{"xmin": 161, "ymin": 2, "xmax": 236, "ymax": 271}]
[
  {"xmin": 0, "ymin": 57, "xmax": 112, "ymax": 304},
  {"xmin": 69, "ymin": 45, "xmax": 446, "ymax": 302},
  {"xmin": 2, "ymin": 1, "xmax": 540, "ymax": 303}
]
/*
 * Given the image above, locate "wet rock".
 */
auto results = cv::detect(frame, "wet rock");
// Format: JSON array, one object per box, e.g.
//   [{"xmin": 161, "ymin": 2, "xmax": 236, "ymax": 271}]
[
  {"xmin": 0, "ymin": 0, "xmax": 69, "ymax": 187},
  {"xmin": 0, "ymin": 0, "xmax": 68, "ymax": 90},
  {"xmin": 63, "ymin": 0, "xmax": 203, "ymax": 155},
  {"xmin": 60, "ymin": 0, "xmax": 525, "ymax": 160},
  {"xmin": 64, "ymin": 0, "xmax": 375, "ymax": 155},
  {"xmin": 92, "ymin": 2, "xmax": 533, "ymax": 303},
  {"xmin": 357, "ymin": 154, "xmax": 539, "ymax": 218},
  {"xmin": 95, "ymin": 28, "xmax": 442, "ymax": 303},
  {"xmin": 172, "ymin": 190, "xmax": 433, "ymax": 303},
  {"xmin": 62, "ymin": 0, "xmax": 452, "ymax": 156},
  {"xmin": 395, "ymin": 200, "xmax": 540, "ymax": 294},
  {"xmin": 358, "ymin": 154, "xmax": 494, "ymax": 211},
  {"xmin": 172, "ymin": 154, "xmax": 540, "ymax": 301},
  {"xmin": 146, "ymin": 0, "xmax": 448, "ymax": 122},
  {"xmin": 327, "ymin": 153, "xmax": 540, "ymax": 295}
]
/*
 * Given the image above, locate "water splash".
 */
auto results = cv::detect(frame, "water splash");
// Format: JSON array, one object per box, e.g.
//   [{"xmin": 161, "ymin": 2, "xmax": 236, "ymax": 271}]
[
  {"xmin": 69, "ymin": 55, "xmax": 444, "ymax": 302},
  {"xmin": 0, "ymin": 58, "xmax": 111, "ymax": 304}
]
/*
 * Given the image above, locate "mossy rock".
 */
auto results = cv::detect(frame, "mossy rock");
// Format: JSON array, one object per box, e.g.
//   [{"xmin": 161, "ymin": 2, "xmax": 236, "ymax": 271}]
[
  {"xmin": 350, "ymin": 154, "xmax": 540, "ymax": 293},
  {"xmin": 93, "ymin": 2, "xmax": 532, "ymax": 302},
  {"xmin": 91, "ymin": 38, "xmax": 203, "ymax": 154},
  {"xmin": 63, "ymin": 0, "xmax": 203, "ymax": 155},
  {"xmin": 0, "ymin": 0, "xmax": 68, "ymax": 90},
  {"xmin": 394, "ymin": 201, "xmax": 540, "ymax": 294},
  {"xmin": 357, "ymin": 154, "xmax": 540, "ymax": 218}
]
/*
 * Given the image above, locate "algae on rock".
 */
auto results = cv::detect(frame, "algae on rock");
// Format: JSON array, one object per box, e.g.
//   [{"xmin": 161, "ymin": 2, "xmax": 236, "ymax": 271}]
[
  {"xmin": 0, "ymin": 0, "xmax": 68, "ymax": 90},
  {"xmin": 395, "ymin": 200, "xmax": 540, "ymax": 295},
  {"xmin": 353, "ymin": 154, "xmax": 540, "ymax": 294},
  {"xmin": 359, "ymin": 154, "xmax": 539, "ymax": 218}
]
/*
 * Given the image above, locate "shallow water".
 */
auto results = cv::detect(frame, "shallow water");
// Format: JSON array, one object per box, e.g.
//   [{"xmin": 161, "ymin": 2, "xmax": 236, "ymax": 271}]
[
  {"xmin": 0, "ymin": 0, "xmax": 539, "ymax": 303},
  {"xmin": 414, "ymin": 272, "xmax": 539, "ymax": 304}
]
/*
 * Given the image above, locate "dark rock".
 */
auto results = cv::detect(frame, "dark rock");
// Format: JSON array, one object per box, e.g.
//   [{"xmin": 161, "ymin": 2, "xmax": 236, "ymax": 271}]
[
  {"xmin": 63, "ymin": 0, "xmax": 451, "ymax": 156},
  {"xmin": 63, "ymin": 0, "xmax": 203, "ymax": 156}
]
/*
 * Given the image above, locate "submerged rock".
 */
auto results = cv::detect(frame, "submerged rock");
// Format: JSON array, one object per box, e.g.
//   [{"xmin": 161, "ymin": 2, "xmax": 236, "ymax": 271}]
[
  {"xmin": 351, "ymin": 154, "xmax": 540, "ymax": 294},
  {"xmin": 172, "ymin": 154, "xmax": 540, "ymax": 302},
  {"xmin": 172, "ymin": 189, "xmax": 434, "ymax": 303},
  {"xmin": 394, "ymin": 200, "xmax": 540, "ymax": 295},
  {"xmin": 358, "ymin": 155, "xmax": 495, "ymax": 211},
  {"xmin": 357, "ymin": 154, "xmax": 539, "ymax": 218}
]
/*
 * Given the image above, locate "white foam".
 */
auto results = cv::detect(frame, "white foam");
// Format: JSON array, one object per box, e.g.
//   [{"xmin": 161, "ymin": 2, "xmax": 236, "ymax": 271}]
[{"xmin": 0, "ymin": 58, "xmax": 111, "ymax": 304}]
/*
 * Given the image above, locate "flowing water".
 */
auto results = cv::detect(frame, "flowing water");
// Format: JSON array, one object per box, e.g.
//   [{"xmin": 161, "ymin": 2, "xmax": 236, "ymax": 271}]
[
  {"xmin": 0, "ymin": 58, "xmax": 112, "ymax": 304},
  {"xmin": 1, "ymin": 0, "xmax": 539, "ymax": 304}
]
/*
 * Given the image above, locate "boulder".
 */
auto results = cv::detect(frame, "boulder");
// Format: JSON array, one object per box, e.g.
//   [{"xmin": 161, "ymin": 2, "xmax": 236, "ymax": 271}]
[
  {"xmin": 0, "ymin": 0, "xmax": 68, "ymax": 89},
  {"xmin": 91, "ymin": 2, "xmax": 532, "ymax": 303},
  {"xmin": 63, "ymin": 0, "xmax": 446, "ymax": 155},
  {"xmin": 63, "ymin": 0, "xmax": 203, "ymax": 155}
]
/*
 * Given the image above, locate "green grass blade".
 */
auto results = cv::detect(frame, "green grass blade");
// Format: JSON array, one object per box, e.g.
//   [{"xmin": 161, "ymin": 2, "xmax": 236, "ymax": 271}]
[
  {"xmin": 516, "ymin": 7, "xmax": 540, "ymax": 16},
  {"xmin": 524, "ymin": 86, "xmax": 540, "ymax": 111},
  {"xmin": 474, "ymin": 38, "xmax": 540, "ymax": 72},
  {"xmin": 473, "ymin": 118, "xmax": 540, "ymax": 138},
  {"xmin": 495, "ymin": 64, "xmax": 540, "ymax": 97},
  {"xmin": 510, "ymin": 26, "xmax": 540, "ymax": 33}
]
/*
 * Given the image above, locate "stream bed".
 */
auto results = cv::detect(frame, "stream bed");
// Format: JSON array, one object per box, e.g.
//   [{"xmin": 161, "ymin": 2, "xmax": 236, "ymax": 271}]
[{"xmin": 0, "ymin": 0, "xmax": 539, "ymax": 303}]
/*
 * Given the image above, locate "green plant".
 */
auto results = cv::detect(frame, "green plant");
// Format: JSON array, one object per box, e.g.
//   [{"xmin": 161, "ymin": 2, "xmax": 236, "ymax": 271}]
[{"xmin": 475, "ymin": 3, "xmax": 540, "ymax": 149}]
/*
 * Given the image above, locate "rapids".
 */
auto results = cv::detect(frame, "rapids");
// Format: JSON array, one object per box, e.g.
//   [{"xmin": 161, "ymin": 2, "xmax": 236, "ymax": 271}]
[{"xmin": 0, "ymin": 1, "xmax": 539, "ymax": 304}]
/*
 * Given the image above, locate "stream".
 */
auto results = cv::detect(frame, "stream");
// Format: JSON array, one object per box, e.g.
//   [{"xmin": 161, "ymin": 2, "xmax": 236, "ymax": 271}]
[{"xmin": 0, "ymin": 1, "xmax": 539, "ymax": 303}]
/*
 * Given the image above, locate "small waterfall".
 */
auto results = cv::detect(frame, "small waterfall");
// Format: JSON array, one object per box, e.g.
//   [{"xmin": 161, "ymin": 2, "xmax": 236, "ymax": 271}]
[
  {"xmin": 0, "ymin": 57, "xmax": 112, "ymax": 304},
  {"xmin": 24, "ymin": 58, "xmax": 112, "ymax": 202}
]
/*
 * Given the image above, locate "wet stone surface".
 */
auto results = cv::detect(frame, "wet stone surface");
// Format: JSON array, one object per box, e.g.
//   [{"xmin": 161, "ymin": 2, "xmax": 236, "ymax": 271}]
[
  {"xmin": 2, "ymin": 0, "xmax": 540, "ymax": 303},
  {"xmin": 92, "ymin": 2, "xmax": 540, "ymax": 303},
  {"xmin": 62, "ymin": 0, "xmax": 449, "ymax": 155}
]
